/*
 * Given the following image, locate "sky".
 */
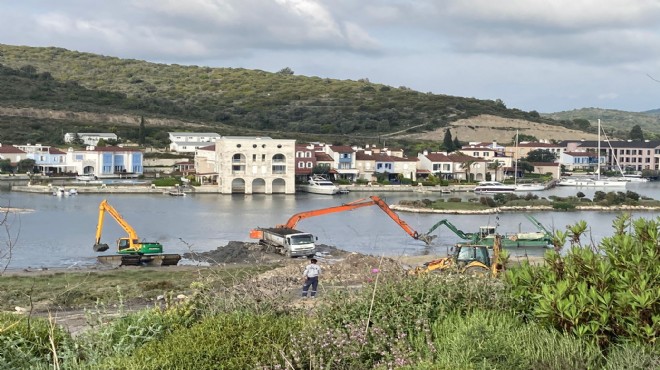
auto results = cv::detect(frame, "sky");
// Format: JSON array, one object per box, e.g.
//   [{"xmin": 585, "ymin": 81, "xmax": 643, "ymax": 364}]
[{"xmin": 1, "ymin": 0, "xmax": 659, "ymax": 113}]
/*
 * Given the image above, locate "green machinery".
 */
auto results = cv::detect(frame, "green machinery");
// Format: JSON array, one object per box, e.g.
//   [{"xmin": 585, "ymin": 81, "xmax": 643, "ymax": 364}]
[{"xmin": 421, "ymin": 215, "xmax": 553, "ymax": 248}]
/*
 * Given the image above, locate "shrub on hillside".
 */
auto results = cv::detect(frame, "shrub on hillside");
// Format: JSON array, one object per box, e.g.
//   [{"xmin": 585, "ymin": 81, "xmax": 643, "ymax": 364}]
[
  {"xmin": 0, "ymin": 313, "xmax": 73, "ymax": 369},
  {"xmin": 506, "ymin": 215, "xmax": 660, "ymax": 348}
]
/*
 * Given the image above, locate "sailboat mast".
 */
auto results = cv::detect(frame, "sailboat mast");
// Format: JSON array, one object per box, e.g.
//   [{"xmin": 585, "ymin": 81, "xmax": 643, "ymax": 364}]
[
  {"xmin": 597, "ymin": 119, "xmax": 601, "ymax": 180},
  {"xmin": 514, "ymin": 130, "xmax": 519, "ymax": 185}
]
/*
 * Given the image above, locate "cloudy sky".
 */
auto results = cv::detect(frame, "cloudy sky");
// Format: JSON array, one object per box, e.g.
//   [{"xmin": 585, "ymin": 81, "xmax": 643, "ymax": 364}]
[{"xmin": 1, "ymin": 0, "xmax": 659, "ymax": 113}]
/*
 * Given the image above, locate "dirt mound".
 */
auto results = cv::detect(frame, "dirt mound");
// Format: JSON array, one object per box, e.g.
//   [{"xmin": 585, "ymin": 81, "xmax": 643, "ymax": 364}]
[{"xmin": 183, "ymin": 242, "xmax": 351, "ymax": 265}]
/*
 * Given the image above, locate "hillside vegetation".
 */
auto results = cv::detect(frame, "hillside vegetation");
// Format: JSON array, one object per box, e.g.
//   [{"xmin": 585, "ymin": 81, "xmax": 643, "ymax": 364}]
[
  {"xmin": 0, "ymin": 44, "xmax": 600, "ymax": 148},
  {"xmin": 544, "ymin": 108, "xmax": 660, "ymax": 139}
]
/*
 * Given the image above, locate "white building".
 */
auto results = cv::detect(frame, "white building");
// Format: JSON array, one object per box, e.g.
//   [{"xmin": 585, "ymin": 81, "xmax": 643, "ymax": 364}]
[
  {"xmin": 64, "ymin": 133, "xmax": 118, "ymax": 146},
  {"xmin": 214, "ymin": 136, "xmax": 296, "ymax": 194},
  {"xmin": 169, "ymin": 132, "xmax": 221, "ymax": 153},
  {"xmin": 65, "ymin": 146, "xmax": 144, "ymax": 178},
  {"xmin": 194, "ymin": 144, "xmax": 218, "ymax": 185}
]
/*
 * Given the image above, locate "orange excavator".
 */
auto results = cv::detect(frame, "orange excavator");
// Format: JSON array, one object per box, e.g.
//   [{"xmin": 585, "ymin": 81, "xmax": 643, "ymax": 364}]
[{"xmin": 257, "ymin": 195, "xmax": 432, "ymax": 245}]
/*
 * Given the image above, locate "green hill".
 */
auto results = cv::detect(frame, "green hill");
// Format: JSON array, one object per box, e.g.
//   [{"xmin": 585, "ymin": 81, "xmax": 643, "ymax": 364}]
[
  {"xmin": 0, "ymin": 44, "xmax": 620, "ymax": 147},
  {"xmin": 543, "ymin": 108, "xmax": 660, "ymax": 139}
]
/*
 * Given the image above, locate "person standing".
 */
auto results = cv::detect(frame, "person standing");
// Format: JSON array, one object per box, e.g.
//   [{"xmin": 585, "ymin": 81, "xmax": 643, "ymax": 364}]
[{"xmin": 301, "ymin": 258, "xmax": 321, "ymax": 299}]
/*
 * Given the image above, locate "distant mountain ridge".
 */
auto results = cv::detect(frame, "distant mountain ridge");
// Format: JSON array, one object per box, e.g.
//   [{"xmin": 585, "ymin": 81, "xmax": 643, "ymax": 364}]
[
  {"xmin": 0, "ymin": 43, "xmax": 654, "ymax": 147},
  {"xmin": 543, "ymin": 108, "xmax": 660, "ymax": 138}
]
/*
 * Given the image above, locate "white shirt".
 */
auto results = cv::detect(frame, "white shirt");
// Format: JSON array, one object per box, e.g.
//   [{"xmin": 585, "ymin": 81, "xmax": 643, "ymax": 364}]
[{"xmin": 303, "ymin": 263, "xmax": 321, "ymax": 278}]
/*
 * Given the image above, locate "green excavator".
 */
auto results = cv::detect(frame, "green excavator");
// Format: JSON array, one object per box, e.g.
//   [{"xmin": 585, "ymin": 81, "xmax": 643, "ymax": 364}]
[
  {"xmin": 93, "ymin": 199, "xmax": 181, "ymax": 267},
  {"xmin": 420, "ymin": 215, "xmax": 552, "ymax": 248}
]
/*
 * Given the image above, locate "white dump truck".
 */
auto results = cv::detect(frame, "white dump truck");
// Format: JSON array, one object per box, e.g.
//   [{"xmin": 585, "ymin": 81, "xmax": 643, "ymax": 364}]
[{"xmin": 249, "ymin": 227, "xmax": 317, "ymax": 257}]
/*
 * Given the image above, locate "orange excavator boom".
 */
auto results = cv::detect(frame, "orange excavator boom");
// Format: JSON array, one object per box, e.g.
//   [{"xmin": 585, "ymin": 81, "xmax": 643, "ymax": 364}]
[{"xmin": 277, "ymin": 195, "xmax": 431, "ymax": 244}]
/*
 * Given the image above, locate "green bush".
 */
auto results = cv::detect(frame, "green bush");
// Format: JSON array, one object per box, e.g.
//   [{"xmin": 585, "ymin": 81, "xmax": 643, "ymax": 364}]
[
  {"xmin": 414, "ymin": 310, "xmax": 602, "ymax": 369},
  {"xmin": 0, "ymin": 313, "xmax": 73, "ymax": 369},
  {"xmin": 151, "ymin": 178, "xmax": 180, "ymax": 187},
  {"xmin": 100, "ymin": 312, "xmax": 302, "ymax": 370},
  {"xmin": 290, "ymin": 275, "xmax": 512, "ymax": 369},
  {"xmin": 337, "ymin": 178, "xmax": 350, "ymax": 185},
  {"xmin": 506, "ymin": 215, "xmax": 660, "ymax": 348},
  {"xmin": 447, "ymin": 197, "xmax": 461, "ymax": 203},
  {"xmin": 552, "ymin": 201, "xmax": 576, "ymax": 210}
]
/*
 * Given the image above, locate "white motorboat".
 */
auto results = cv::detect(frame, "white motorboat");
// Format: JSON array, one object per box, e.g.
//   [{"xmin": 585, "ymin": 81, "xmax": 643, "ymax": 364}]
[
  {"xmin": 514, "ymin": 183, "xmax": 546, "ymax": 192},
  {"xmin": 512, "ymin": 130, "xmax": 546, "ymax": 192},
  {"xmin": 53, "ymin": 187, "xmax": 78, "ymax": 196},
  {"xmin": 473, "ymin": 181, "xmax": 516, "ymax": 194},
  {"xmin": 299, "ymin": 175, "xmax": 340, "ymax": 195},
  {"xmin": 76, "ymin": 174, "xmax": 97, "ymax": 182}
]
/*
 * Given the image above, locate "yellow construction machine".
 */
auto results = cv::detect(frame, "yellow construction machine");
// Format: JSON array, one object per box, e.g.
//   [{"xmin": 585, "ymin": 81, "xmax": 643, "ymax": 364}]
[
  {"xmin": 93, "ymin": 199, "xmax": 181, "ymax": 267},
  {"xmin": 411, "ymin": 234, "xmax": 504, "ymax": 277}
]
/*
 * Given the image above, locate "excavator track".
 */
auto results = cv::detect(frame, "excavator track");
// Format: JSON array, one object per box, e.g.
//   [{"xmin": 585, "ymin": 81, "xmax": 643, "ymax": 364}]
[{"xmin": 97, "ymin": 254, "xmax": 181, "ymax": 267}]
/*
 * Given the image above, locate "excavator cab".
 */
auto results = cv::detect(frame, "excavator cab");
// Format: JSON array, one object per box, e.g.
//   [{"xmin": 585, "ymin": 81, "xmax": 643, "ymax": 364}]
[
  {"xmin": 411, "ymin": 235, "xmax": 503, "ymax": 276},
  {"xmin": 118, "ymin": 238, "xmax": 131, "ymax": 251},
  {"xmin": 455, "ymin": 244, "xmax": 491, "ymax": 268}
]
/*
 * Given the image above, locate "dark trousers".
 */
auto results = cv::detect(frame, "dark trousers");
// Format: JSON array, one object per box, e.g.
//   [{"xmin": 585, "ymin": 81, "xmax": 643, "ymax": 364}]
[{"xmin": 302, "ymin": 276, "xmax": 318, "ymax": 297}]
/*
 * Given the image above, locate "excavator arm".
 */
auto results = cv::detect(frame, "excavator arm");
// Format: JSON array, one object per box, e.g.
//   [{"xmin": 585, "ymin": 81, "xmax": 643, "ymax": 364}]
[
  {"xmin": 525, "ymin": 215, "xmax": 551, "ymax": 235},
  {"xmin": 279, "ymin": 197, "xmax": 379, "ymax": 229},
  {"xmin": 277, "ymin": 196, "xmax": 431, "ymax": 245},
  {"xmin": 421, "ymin": 219, "xmax": 476, "ymax": 242},
  {"xmin": 93, "ymin": 199, "xmax": 140, "ymax": 252}
]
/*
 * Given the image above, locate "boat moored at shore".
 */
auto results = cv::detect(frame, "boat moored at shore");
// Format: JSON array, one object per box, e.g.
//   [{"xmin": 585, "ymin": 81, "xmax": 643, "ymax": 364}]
[{"xmin": 473, "ymin": 181, "xmax": 516, "ymax": 194}]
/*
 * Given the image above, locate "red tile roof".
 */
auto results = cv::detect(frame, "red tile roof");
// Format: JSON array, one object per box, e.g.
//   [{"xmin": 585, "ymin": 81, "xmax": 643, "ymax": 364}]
[
  {"xmin": 198, "ymin": 144, "xmax": 215, "ymax": 151},
  {"xmin": 48, "ymin": 148, "xmax": 66, "ymax": 155},
  {"xmin": 329, "ymin": 145, "xmax": 354, "ymax": 153},
  {"xmin": 530, "ymin": 162, "xmax": 559, "ymax": 166},
  {"xmin": 315, "ymin": 153, "xmax": 334, "ymax": 161},
  {"xmin": 356, "ymin": 151, "xmax": 376, "ymax": 160},
  {"xmin": 0, "ymin": 146, "xmax": 26, "ymax": 154},
  {"xmin": 518, "ymin": 142, "xmax": 560, "ymax": 148},
  {"xmin": 424, "ymin": 153, "xmax": 451, "ymax": 162}
]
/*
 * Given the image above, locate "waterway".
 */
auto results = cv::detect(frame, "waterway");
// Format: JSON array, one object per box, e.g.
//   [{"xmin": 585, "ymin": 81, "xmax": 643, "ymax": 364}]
[{"xmin": 1, "ymin": 181, "xmax": 659, "ymax": 269}]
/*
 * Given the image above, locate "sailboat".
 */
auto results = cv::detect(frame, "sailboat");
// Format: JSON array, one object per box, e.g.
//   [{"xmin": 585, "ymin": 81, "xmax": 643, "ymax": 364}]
[
  {"xmin": 558, "ymin": 119, "xmax": 627, "ymax": 187},
  {"xmin": 513, "ymin": 130, "xmax": 545, "ymax": 192}
]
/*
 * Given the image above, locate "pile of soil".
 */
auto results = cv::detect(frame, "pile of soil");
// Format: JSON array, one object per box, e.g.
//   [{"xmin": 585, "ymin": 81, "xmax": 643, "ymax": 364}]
[
  {"xmin": 185, "ymin": 241, "xmax": 406, "ymax": 300},
  {"xmin": 183, "ymin": 241, "xmax": 352, "ymax": 265}
]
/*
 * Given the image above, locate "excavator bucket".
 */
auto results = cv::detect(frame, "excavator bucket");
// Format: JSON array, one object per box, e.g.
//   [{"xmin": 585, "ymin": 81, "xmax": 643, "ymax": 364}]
[
  {"xmin": 93, "ymin": 243, "xmax": 110, "ymax": 252},
  {"xmin": 417, "ymin": 234, "xmax": 436, "ymax": 245}
]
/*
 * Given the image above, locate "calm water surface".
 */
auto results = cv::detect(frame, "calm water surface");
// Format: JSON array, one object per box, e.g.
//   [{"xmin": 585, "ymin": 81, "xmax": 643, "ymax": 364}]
[{"xmin": 1, "ymin": 182, "xmax": 659, "ymax": 269}]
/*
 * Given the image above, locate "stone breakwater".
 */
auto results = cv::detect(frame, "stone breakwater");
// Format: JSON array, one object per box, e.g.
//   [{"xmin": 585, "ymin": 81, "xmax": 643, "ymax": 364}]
[
  {"xmin": 390, "ymin": 204, "xmax": 660, "ymax": 214},
  {"xmin": 11, "ymin": 184, "xmax": 222, "ymax": 194}
]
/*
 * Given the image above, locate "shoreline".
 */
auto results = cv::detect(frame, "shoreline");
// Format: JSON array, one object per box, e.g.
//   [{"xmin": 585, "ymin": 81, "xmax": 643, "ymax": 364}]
[{"xmin": 390, "ymin": 204, "xmax": 660, "ymax": 214}]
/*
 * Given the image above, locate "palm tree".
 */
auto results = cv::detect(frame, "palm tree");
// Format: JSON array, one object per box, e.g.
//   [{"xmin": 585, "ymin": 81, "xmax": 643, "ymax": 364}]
[
  {"xmin": 462, "ymin": 159, "xmax": 477, "ymax": 182},
  {"xmin": 488, "ymin": 160, "xmax": 504, "ymax": 181}
]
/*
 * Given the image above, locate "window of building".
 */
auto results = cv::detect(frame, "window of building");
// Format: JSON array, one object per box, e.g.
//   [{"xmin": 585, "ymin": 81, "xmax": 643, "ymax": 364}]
[
  {"xmin": 253, "ymin": 144, "xmax": 258, "ymax": 148},
  {"xmin": 262, "ymin": 154, "xmax": 266, "ymax": 161},
  {"xmin": 252, "ymin": 154, "xmax": 257, "ymax": 161},
  {"xmin": 306, "ymin": 152, "xmax": 312, "ymax": 158},
  {"xmin": 377, "ymin": 163, "xmax": 383, "ymax": 169},
  {"xmin": 298, "ymin": 162, "xmax": 304, "ymax": 168},
  {"xmin": 236, "ymin": 144, "xmax": 242, "ymax": 148},
  {"xmin": 306, "ymin": 162, "xmax": 312, "ymax": 168}
]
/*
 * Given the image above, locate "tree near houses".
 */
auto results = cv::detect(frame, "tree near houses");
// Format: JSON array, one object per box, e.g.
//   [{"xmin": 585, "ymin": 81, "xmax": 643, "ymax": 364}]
[
  {"xmin": 453, "ymin": 136, "xmax": 461, "ymax": 150},
  {"xmin": 525, "ymin": 149, "xmax": 556, "ymax": 163},
  {"xmin": 462, "ymin": 158, "xmax": 477, "ymax": 182},
  {"xmin": 443, "ymin": 129, "xmax": 455, "ymax": 152},
  {"xmin": 488, "ymin": 160, "xmax": 504, "ymax": 181},
  {"xmin": 138, "ymin": 116, "xmax": 146, "ymax": 145},
  {"xmin": 629, "ymin": 125, "xmax": 645, "ymax": 141}
]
